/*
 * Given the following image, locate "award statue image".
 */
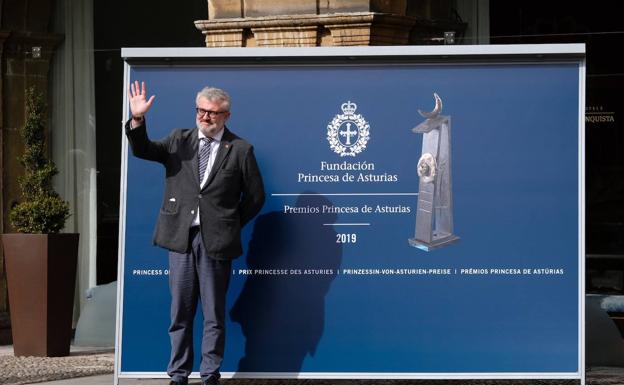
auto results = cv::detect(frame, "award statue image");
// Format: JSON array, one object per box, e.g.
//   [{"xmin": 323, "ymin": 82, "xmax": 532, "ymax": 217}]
[{"xmin": 409, "ymin": 93, "xmax": 460, "ymax": 251}]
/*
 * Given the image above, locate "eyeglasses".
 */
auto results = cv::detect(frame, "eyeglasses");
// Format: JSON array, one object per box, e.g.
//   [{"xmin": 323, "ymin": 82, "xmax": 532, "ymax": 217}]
[{"xmin": 196, "ymin": 107, "xmax": 228, "ymax": 118}]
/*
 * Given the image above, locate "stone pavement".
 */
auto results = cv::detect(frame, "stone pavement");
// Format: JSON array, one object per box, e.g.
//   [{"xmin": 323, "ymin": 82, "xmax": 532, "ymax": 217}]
[
  {"xmin": 2, "ymin": 345, "xmax": 624, "ymax": 385},
  {"xmin": 0, "ymin": 345, "xmax": 113, "ymax": 385}
]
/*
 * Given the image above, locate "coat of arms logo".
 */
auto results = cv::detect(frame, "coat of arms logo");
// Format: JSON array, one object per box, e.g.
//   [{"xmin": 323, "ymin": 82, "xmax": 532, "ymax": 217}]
[{"xmin": 327, "ymin": 101, "xmax": 370, "ymax": 157}]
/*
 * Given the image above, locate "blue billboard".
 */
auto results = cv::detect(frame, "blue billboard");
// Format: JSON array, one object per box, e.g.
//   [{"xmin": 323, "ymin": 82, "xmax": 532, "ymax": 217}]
[{"xmin": 116, "ymin": 45, "xmax": 585, "ymax": 381}]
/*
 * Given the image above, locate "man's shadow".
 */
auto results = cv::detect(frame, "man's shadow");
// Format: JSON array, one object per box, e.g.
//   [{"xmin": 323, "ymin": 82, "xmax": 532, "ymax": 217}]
[{"xmin": 230, "ymin": 193, "xmax": 342, "ymax": 372}]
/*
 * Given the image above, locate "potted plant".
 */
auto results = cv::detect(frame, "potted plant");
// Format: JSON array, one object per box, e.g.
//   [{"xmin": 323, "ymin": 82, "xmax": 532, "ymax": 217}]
[{"xmin": 1, "ymin": 86, "xmax": 78, "ymax": 357}]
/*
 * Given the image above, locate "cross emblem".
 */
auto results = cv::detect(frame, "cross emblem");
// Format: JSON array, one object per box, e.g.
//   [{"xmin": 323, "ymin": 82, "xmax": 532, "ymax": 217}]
[{"xmin": 340, "ymin": 123, "xmax": 357, "ymax": 145}]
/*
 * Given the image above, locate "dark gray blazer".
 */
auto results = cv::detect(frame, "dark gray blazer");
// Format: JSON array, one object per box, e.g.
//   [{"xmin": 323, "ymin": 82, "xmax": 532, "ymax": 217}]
[{"xmin": 125, "ymin": 119, "xmax": 265, "ymax": 259}]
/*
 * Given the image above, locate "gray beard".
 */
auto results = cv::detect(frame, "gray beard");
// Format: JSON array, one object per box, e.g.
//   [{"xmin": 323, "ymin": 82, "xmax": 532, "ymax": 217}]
[{"xmin": 197, "ymin": 121, "xmax": 223, "ymax": 137}]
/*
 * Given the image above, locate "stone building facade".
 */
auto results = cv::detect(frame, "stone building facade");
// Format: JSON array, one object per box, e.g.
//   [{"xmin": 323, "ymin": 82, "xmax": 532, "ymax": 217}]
[{"xmin": 195, "ymin": 0, "xmax": 467, "ymax": 47}]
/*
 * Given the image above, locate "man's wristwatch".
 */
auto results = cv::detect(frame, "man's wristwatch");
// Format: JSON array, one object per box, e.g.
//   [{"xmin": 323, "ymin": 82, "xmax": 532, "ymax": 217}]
[{"xmin": 132, "ymin": 115, "xmax": 144, "ymax": 122}]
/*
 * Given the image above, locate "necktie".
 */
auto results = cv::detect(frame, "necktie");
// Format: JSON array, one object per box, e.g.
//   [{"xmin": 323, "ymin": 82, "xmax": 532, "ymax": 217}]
[{"xmin": 198, "ymin": 137, "xmax": 214, "ymax": 183}]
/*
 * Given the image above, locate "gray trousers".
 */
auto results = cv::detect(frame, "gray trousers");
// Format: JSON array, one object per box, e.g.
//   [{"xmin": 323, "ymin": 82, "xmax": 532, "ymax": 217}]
[{"xmin": 167, "ymin": 227, "xmax": 232, "ymax": 382}]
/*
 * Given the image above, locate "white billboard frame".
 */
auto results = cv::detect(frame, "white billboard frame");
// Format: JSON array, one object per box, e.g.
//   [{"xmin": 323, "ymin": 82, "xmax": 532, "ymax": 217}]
[{"xmin": 115, "ymin": 44, "xmax": 586, "ymax": 384}]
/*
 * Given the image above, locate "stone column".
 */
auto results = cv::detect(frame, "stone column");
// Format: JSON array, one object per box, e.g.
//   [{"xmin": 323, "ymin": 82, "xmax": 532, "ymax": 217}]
[
  {"xmin": 204, "ymin": 0, "xmax": 245, "ymax": 47},
  {"xmin": 196, "ymin": 0, "xmax": 465, "ymax": 47},
  {"xmin": 324, "ymin": 13, "xmax": 415, "ymax": 46}
]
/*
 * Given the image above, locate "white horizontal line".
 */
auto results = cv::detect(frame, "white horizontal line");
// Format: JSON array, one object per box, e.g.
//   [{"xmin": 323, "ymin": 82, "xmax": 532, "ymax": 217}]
[
  {"xmin": 323, "ymin": 223, "xmax": 370, "ymax": 226},
  {"xmin": 271, "ymin": 193, "xmax": 418, "ymax": 196},
  {"xmin": 118, "ymin": 370, "xmax": 582, "ymax": 380}
]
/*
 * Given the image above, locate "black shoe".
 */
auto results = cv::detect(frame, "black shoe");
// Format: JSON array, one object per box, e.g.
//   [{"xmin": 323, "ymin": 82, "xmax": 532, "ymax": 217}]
[
  {"xmin": 169, "ymin": 380, "xmax": 188, "ymax": 385},
  {"xmin": 201, "ymin": 376, "xmax": 219, "ymax": 385}
]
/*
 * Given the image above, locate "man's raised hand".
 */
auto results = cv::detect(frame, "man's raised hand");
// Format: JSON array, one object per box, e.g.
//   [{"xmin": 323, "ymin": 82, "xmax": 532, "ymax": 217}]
[{"xmin": 128, "ymin": 81, "xmax": 156, "ymax": 118}]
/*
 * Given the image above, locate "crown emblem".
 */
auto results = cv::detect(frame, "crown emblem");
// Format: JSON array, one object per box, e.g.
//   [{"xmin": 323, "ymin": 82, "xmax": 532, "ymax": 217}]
[
  {"xmin": 327, "ymin": 101, "xmax": 370, "ymax": 157},
  {"xmin": 341, "ymin": 101, "xmax": 357, "ymax": 115}
]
